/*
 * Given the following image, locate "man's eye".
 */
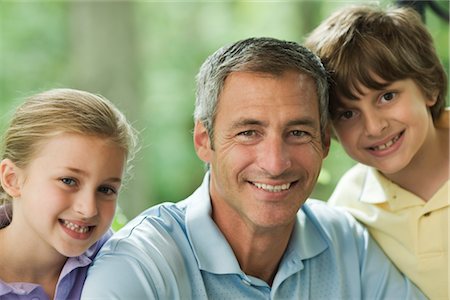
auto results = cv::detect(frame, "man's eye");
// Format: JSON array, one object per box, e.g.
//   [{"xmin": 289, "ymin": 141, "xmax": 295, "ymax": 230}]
[
  {"xmin": 238, "ymin": 130, "xmax": 256, "ymax": 137},
  {"xmin": 61, "ymin": 178, "xmax": 76, "ymax": 186},
  {"xmin": 291, "ymin": 130, "xmax": 306, "ymax": 137}
]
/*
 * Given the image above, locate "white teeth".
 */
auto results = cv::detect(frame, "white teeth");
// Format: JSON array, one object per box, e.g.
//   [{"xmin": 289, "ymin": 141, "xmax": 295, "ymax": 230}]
[
  {"xmin": 253, "ymin": 182, "xmax": 291, "ymax": 192},
  {"xmin": 62, "ymin": 220, "xmax": 90, "ymax": 233},
  {"xmin": 373, "ymin": 134, "xmax": 401, "ymax": 151}
]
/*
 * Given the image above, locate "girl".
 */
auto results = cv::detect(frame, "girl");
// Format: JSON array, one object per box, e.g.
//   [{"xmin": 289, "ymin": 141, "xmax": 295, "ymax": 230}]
[{"xmin": 0, "ymin": 88, "xmax": 137, "ymax": 299}]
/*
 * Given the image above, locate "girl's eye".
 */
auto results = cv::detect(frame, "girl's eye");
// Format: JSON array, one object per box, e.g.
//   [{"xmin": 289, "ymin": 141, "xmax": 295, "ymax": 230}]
[
  {"xmin": 98, "ymin": 186, "xmax": 117, "ymax": 195},
  {"xmin": 61, "ymin": 178, "xmax": 76, "ymax": 186},
  {"xmin": 381, "ymin": 92, "xmax": 396, "ymax": 102}
]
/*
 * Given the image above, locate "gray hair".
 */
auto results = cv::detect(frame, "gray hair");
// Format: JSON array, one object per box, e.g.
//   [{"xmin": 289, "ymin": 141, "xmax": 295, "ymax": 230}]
[{"xmin": 194, "ymin": 37, "xmax": 329, "ymax": 144}]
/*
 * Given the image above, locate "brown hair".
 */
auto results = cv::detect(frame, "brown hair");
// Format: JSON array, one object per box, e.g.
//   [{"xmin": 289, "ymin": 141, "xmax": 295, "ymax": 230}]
[{"xmin": 305, "ymin": 5, "xmax": 447, "ymax": 120}]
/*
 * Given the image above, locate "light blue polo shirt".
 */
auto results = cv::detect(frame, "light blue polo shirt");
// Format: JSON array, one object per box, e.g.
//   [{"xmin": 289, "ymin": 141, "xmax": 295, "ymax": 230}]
[{"xmin": 82, "ymin": 173, "xmax": 425, "ymax": 299}]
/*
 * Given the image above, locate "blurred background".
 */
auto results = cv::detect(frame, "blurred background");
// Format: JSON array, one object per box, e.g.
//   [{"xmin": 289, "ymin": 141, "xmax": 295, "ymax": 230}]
[{"xmin": 1, "ymin": 0, "xmax": 448, "ymax": 226}]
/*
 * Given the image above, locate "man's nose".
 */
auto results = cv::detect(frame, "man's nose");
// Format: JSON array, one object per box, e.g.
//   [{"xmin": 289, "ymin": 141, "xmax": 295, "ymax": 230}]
[{"xmin": 257, "ymin": 136, "xmax": 291, "ymax": 176}]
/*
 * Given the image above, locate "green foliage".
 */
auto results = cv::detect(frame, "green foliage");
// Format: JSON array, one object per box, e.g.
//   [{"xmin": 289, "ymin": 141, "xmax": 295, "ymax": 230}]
[
  {"xmin": 111, "ymin": 206, "xmax": 128, "ymax": 232},
  {"xmin": 1, "ymin": 1, "xmax": 448, "ymax": 221}
]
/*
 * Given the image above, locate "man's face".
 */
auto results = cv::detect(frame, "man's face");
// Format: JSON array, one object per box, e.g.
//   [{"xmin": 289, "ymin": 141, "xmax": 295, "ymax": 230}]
[{"xmin": 194, "ymin": 70, "xmax": 329, "ymax": 233}]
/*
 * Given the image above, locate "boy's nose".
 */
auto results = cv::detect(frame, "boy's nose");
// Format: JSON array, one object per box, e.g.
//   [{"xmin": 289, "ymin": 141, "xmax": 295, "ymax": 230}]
[{"xmin": 363, "ymin": 112, "xmax": 388, "ymax": 137}]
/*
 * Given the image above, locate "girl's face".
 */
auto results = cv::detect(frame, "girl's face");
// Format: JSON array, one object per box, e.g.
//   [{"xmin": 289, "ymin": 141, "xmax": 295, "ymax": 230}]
[
  {"xmin": 10, "ymin": 133, "xmax": 125, "ymax": 257},
  {"xmin": 331, "ymin": 79, "xmax": 436, "ymax": 176}
]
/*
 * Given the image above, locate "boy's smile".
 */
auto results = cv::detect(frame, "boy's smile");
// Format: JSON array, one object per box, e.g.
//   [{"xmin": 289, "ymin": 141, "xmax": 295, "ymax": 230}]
[
  {"xmin": 366, "ymin": 130, "xmax": 405, "ymax": 154},
  {"xmin": 332, "ymin": 78, "xmax": 437, "ymax": 176}
]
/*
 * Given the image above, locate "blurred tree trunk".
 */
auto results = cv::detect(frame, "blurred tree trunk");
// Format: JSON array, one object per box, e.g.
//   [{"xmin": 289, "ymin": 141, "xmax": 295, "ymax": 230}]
[
  {"xmin": 297, "ymin": 1, "xmax": 323, "ymax": 39},
  {"xmin": 68, "ymin": 1, "xmax": 149, "ymax": 219}
]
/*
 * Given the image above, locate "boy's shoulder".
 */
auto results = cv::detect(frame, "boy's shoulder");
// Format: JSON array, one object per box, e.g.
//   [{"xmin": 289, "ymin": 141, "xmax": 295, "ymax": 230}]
[
  {"xmin": 328, "ymin": 163, "xmax": 389, "ymax": 208},
  {"xmin": 333, "ymin": 163, "xmax": 372, "ymax": 193}
]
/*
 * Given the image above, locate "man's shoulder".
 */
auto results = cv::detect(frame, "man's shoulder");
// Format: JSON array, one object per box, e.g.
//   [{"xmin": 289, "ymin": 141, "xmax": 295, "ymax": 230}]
[
  {"xmin": 302, "ymin": 199, "xmax": 367, "ymax": 243},
  {"xmin": 83, "ymin": 200, "xmax": 195, "ymax": 299},
  {"xmin": 304, "ymin": 198, "xmax": 355, "ymax": 221},
  {"xmin": 100, "ymin": 201, "xmax": 189, "ymax": 255}
]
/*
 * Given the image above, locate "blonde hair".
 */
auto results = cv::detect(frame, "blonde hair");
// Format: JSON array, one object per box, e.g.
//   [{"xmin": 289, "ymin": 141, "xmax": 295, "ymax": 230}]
[
  {"xmin": 0, "ymin": 88, "xmax": 138, "ymax": 218},
  {"xmin": 305, "ymin": 5, "xmax": 447, "ymax": 120}
]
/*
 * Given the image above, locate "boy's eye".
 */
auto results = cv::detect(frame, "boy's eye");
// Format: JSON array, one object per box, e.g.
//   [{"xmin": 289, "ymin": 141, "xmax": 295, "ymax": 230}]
[
  {"xmin": 381, "ymin": 92, "xmax": 395, "ymax": 102},
  {"xmin": 61, "ymin": 178, "xmax": 76, "ymax": 186},
  {"xmin": 339, "ymin": 110, "xmax": 355, "ymax": 120}
]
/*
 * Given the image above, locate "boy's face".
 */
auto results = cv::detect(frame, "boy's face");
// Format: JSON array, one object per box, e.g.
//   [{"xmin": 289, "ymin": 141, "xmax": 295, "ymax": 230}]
[
  {"xmin": 331, "ymin": 78, "xmax": 436, "ymax": 176},
  {"xmin": 8, "ymin": 133, "xmax": 125, "ymax": 258}
]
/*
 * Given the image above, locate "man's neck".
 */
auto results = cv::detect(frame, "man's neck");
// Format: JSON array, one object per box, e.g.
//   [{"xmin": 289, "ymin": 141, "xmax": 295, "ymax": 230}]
[{"xmin": 212, "ymin": 207, "xmax": 294, "ymax": 285}]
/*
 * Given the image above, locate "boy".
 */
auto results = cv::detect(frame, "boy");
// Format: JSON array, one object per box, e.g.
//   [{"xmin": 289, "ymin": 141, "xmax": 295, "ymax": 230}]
[{"xmin": 306, "ymin": 5, "xmax": 449, "ymax": 299}]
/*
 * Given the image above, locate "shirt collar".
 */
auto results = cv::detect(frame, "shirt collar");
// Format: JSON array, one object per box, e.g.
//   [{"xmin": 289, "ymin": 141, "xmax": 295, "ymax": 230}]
[
  {"xmin": 186, "ymin": 173, "xmax": 241, "ymax": 275},
  {"xmin": 360, "ymin": 166, "xmax": 448, "ymax": 211},
  {"xmin": 186, "ymin": 173, "xmax": 328, "ymax": 280},
  {"xmin": 359, "ymin": 167, "xmax": 391, "ymax": 204},
  {"xmin": 0, "ymin": 248, "xmax": 93, "ymax": 298}
]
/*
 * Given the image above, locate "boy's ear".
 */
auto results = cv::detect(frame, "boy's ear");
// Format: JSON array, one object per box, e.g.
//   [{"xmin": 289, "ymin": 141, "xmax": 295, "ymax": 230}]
[
  {"xmin": 426, "ymin": 90, "xmax": 439, "ymax": 107},
  {"xmin": 193, "ymin": 121, "xmax": 212, "ymax": 163},
  {"xmin": 322, "ymin": 126, "xmax": 331, "ymax": 158},
  {"xmin": 0, "ymin": 159, "xmax": 22, "ymax": 198}
]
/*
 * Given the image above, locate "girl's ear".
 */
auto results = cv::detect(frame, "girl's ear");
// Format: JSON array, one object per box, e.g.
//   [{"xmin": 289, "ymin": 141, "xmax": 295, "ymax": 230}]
[{"xmin": 0, "ymin": 159, "xmax": 22, "ymax": 198}]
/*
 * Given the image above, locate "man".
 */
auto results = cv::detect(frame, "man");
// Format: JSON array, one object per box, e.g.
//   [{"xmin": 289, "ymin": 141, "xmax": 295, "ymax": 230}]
[{"xmin": 82, "ymin": 37, "xmax": 425, "ymax": 299}]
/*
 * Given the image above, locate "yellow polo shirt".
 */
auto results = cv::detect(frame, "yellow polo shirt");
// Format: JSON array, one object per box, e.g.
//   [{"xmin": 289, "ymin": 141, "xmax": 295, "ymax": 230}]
[{"xmin": 329, "ymin": 163, "xmax": 449, "ymax": 299}]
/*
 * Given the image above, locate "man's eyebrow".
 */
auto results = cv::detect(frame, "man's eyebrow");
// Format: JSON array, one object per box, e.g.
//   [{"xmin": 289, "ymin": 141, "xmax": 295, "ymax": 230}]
[
  {"xmin": 286, "ymin": 118, "xmax": 318, "ymax": 128},
  {"xmin": 229, "ymin": 117, "xmax": 319, "ymax": 130},
  {"xmin": 229, "ymin": 118, "xmax": 267, "ymax": 130}
]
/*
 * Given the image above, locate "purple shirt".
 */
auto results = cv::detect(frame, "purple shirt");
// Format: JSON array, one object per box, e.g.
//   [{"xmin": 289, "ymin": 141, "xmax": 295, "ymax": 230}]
[{"xmin": 0, "ymin": 208, "xmax": 112, "ymax": 300}]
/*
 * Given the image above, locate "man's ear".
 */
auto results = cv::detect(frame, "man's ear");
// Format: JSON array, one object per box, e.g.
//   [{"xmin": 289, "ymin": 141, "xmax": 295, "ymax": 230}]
[
  {"xmin": 193, "ymin": 121, "xmax": 212, "ymax": 163},
  {"xmin": 0, "ymin": 159, "xmax": 22, "ymax": 198}
]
